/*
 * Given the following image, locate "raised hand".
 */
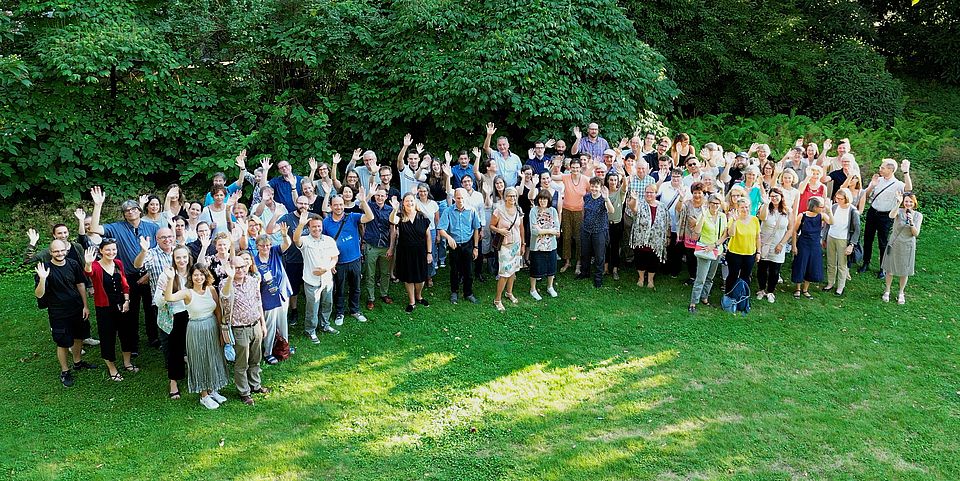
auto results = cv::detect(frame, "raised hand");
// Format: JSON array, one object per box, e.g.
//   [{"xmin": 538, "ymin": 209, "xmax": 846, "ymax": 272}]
[
  {"xmin": 573, "ymin": 126, "xmax": 582, "ymax": 140},
  {"xmin": 139, "ymin": 194, "xmax": 149, "ymax": 206},
  {"xmin": 442, "ymin": 162, "xmax": 452, "ymax": 177},
  {"xmin": 545, "ymin": 139, "xmax": 556, "ymax": 149},
  {"xmin": 618, "ymin": 137, "xmax": 629, "ymax": 149},
  {"xmin": 869, "ymin": 174, "xmax": 880, "ymax": 187},
  {"xmin": 332, "ymin": 153, "xmax": 342, "ymax": 165},
  {"xmin": 277, "ymin": 222, "xmax": 289, "ymax": 236},
  {"xmin": 486, "ymin": 122, "xmax": 496, "ymax": 136},
  {"xmin": 27, "ymin": 228, "xmax": 40, "ymax": 246},
  {"xmin": 356, "ymin": 186, "xmax": 367, "ymax": 203},
  {"xmin": 895, "ymin": 190, "xmax": 904, "ymax": 205},
  {"xmin": 138, "ymin": 235, "xmax": 151, "ymax": 252},
  {"xmin": 444, "ymin": 151, "xmax": 453, "ymax": 166},
  {"xmin": 199, "ymin": 231, "xmax": 211, "ymax": 247},
  {"xmin": 390, "ymin": 197, "xmax": 400, "ymax": 212},
  {"xmin": 403, "ymin": 133, "xmax": 413, "ymax": 147},
  {"xmin": 260, "ymin": 156, "xmax": 273, "ymax": 172},
  {"xmin": 236, "ymin": 149, "xmax": 247, "ymax": 170},
  {"xmin": 308, "ymin": 156, "xmax": 318, "ymax": 172},
  {"xmin": 794, "ymin": 138, "xmax": 803, "ymax": 148},
  {"xmin": 84, "ymin": 246, "xmax": 97, "ymax": 265},
  {"xmin": 228, "ymin": 190, "xmax": 242, "ymax": 206},
  {"xmin": 90, "ymin": 186, "xmax": 106, "ymax": 205},
  {"xmin": 471, "ymin": 147, "xmax": 482, "ymax": 160},
  {"xmin": 900, "ymin": 159, "xmax": 910, "ymax": 173},
  {"xmin": 351, "ymin": 148, "xmax": 363, "ymax": 162},
  {"xmin": 74, "ymin": 208, "xmax": 86, "ymax": 222},
  {"xmin": 723, "ymin": 151, "xmax": 735, "ymax": 163},
  {"xmin": 601, "ymin": 186, "xmax": 610, "ymax": 198},
  {"xmin": 748, "ymin": 142, "xmax": 759, "ymax": 153},
  {"xmin": 823, "ymin": 139, "xmax": 833, "ymax": 151},
  {"xmin": 36, "ymin": 262, "xmax": 50, "ymax": 279},
  {"xmin": 415, "ymin": 143, "xmax": 424, "ymax": 154},
  {"xmin": 222, "ymin": 262, "xmax": 236, "ymax": 279}
]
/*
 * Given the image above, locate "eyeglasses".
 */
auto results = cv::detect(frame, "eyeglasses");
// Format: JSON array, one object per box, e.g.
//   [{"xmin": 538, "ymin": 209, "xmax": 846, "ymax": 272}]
[{"xmin": 102, "ymin": 238, "xmax": 117, "ymax": 243}]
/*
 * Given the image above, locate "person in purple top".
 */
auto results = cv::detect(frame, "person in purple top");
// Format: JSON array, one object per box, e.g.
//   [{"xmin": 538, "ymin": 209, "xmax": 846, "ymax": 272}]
[{"xmin": 572, "ymin": 123, "xmax": 610, "ymax": 163}]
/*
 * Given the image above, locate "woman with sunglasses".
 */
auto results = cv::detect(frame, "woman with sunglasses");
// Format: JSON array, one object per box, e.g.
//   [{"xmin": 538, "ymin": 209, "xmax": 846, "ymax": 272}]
[
  {"xmin": 490, "ymin": 187, "xmax": 525, "ymax": 311},
  {"xmin": 882, "ymin": 192, "xmax": 922, "ymax": 304},
  {"xmin": 756, "ymin": 188, "xmax": 793, "ymax": 303},
  {"xmin": 689, "ymin": 194, "xmax": 728, "ymax": 312}
]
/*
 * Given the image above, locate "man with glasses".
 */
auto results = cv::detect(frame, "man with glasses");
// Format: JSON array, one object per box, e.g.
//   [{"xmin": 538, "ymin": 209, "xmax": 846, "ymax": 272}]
[
  {"xmin": 525, "ymin": 140, "xmax": 553, "ymax": 175},
  {"xmin": 682, "ymin": 159, "xmax": 705, "ymax": 188},
  {"xmin": 89, "ymin": 186, "xmax": 160, "ymax": 350},
  {"xmin": 362, "ymin": 188, "xmax": 396, "ymax": 311},
  {"xmin": 643, "ymin": 137, "xmax": 672, "ymax": 172},
  {"xmin": 571, "ymin": 123, "xmax": 610, "ymax": 163},
  {"xmin": 134, "ymin": 226, "xmax": 175, "ymax": 326},
  {"xmin": 860, "ymin": 159, "xmax": 913, "ymax": 278},
  {"xmin": 483, "ymin": 122, "xmax": 523, "ymax": 187},
  {"xmin": 34, "ymin": 239, "xmax": 96, "ymax": 387},
  {"xmin": 259, "ymin": 156, "xmax": 303, "ymax": 213}
]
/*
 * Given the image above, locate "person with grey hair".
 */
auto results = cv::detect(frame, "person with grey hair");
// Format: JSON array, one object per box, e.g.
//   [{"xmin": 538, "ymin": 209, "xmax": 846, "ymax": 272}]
[
  {"xmin": 689, "ymin": 193, "xmax": 728, "ymax": 313},
  {"xmin": 491, "ymin": 187, "xmax": 525, "ymax": 311},
  {"xmin": 860, "ymin": 158, "xmax": 913, "ymax": 278},
  {"xmin": 882, "ymin": 191, "xmax": 922, "ymax": 304},
  {"xmin": 483, "ymin": 122, "xmax": 523, "ymax": 187},
  {"xmin": 89, "ymin": 186, "xmax": 161, "ymax": 350},
  {"xmin": 345, "ymin": 149, "xmax": 382, "ymax": 194},
  {"xmin": 822, "ymin": 188, "xmax": 860, "ymax": 296},
  {"xmin": 791, "ymin": 196, "xmax": 833, "ymax": 298}
]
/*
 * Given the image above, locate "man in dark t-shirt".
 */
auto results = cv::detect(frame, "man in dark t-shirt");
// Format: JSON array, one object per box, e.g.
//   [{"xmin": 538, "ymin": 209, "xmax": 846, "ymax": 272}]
[{"xmin": 34, "ymin": 239, "xmax": 97, "ymax": 387}]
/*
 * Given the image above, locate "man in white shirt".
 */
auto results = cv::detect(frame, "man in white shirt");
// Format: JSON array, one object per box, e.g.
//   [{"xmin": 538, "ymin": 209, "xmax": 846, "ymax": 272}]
[
  {"xmin": 482, "ymin": 122, "xmax": 522, "ymax": 187},
  {"xmin": 860, "ymin": 158, "xmax": 912, "ymax": 278},
  {"xmin": 293, "ymin": 212, "xmax": 340, "ymax": 342}
]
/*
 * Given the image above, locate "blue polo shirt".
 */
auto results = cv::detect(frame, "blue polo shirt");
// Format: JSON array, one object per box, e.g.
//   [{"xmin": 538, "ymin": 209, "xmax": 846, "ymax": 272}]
[
  {"xmin": 451, "ymin": 164, "xmax": 474, "ymax": 189},
  {"xmin": 438, "ymin": 205, "xmax": 480, "ymax": 245},
  {"xmin": 203, "ymin": 180, "xmax": 242, "ymax": 206},
  {"xmin": 322, "ymin": 212, "xmax": 363, "ymax": 264},
  {"xmin": 525, "ymin": 157, "xmax": 549, "ymax": 176},
  {"xmin": 268, "ymin": 175, "xmax": 303, "ymax": 213},
  {"xmin": 102, "ymin": 220, "xmax": 158, "ymax": 271}
]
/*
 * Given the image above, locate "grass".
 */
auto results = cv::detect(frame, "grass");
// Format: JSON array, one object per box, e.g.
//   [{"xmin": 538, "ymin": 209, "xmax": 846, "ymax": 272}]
[{"xmin": 2, "ymin": 222, "xmax": 959, "ymax": 481}]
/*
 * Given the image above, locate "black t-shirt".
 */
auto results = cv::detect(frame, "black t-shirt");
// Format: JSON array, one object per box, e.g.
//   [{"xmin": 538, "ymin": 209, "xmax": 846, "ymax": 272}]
[
  {"xmin": 642, "ymin": 152, "xmax": 659, "ymax": 171},
  {"xmin": 726, "ymin": 167, "xmax": 745, "ymax": 192},
  {"xmin": 36, "ymin": 259, "xmax": 85, "ymax": 314},
  {"xmin": 828, "ymin": 170, "xmax": 847, "ymax": 199},
  {"xmin": 278, "ymin": 212, "xmax": 307, "ymax": 264},
  {"xmin": 187, "ymin": 240, "xmax": 217, "ymax": 263}
]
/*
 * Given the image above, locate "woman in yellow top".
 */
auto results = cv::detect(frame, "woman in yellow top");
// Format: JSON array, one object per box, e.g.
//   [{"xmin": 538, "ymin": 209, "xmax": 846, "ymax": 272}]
[{"xmin": 725, "ymin": 198, "xmax": 761, "ymax": 293}]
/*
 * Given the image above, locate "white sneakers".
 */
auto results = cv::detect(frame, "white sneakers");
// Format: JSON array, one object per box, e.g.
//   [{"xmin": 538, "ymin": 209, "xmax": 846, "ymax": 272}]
[
  {"xmin": 547, "ymin": 287, "xmax": 558, "ymax": 298},
  {"xmin": 200, "ymin": 395, "xmax": 219, "ymax": 410},
  {"xmin": 334, "ymin": 315, "xmax": 344, "ymax": 326},
  {"xmin": 352, "ymin": 312, "xmax": 368, "ymax": 323},
  {"xmin": 209, "ymin": 390, "xmax": 227, "ymax": 404},
  {"xmin": 766, "ymin": 293, "xmax": 776, "ymax": 303},
  {"xmin": 530, "ymin": 290, "xmax": 543, "ymax": 301}
]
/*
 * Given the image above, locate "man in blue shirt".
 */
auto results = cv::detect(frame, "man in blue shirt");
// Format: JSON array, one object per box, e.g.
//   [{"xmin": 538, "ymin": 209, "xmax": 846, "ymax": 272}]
[
  {"xmin": 89, "ymin": 186, "xmax": 160, "ymax": 350},
  {"xmin": 438, "ymin": 188, "xmax": 481, "ymax": 304},
  {"xmin": 362, "ymin": 188, "xmax": 395, "ymax": 310},
  {"xmin": 259, "ymin": 156, "xmax": 302, "ymax": 213},
  {"xmin": 483, "ymin": 122, "xmax": 522, "ymax": 187},
  {"xmin": 450, "ymin": 150, "xmax": 475, "ymax": 189},
  {"xmin": 323, "ymin": 189, "xmax": 375, "ymax": 325},
  {"xmin": 525, "ymin": 140, "xmax": 551, "ymax": 175},
  {"xmin": 204, "ymin": 150, "xmax": 249, "ymax": 206}
]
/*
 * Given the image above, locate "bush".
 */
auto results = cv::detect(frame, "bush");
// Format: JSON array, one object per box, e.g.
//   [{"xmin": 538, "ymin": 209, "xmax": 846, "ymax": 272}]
[{"xmin": 812, "ymin": 40, "xmax": 904, "ymax": 127}]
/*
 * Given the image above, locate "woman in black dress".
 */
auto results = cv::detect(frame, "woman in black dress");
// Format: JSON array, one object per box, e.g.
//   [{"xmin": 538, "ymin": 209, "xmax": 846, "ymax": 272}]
[{"xmin": 390, "ymin": 193, "xmax": 433, "ymax": 312}]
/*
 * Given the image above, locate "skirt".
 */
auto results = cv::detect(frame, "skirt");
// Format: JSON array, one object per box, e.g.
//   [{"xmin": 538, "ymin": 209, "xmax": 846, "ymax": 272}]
[
  {"xmin": 498, "ymin": 242, "xmax": 522, "ymax": 277},
  {"xmin": 791, "ymin": 240, "xmax": 825, "ymax": 283},
  {"xmin": 529, "ymin": 250, "xmax": 557, "ymax": 279},
  {"xmin": 185, "ymin": 315, "xmax": 229, "ymax": 394}
]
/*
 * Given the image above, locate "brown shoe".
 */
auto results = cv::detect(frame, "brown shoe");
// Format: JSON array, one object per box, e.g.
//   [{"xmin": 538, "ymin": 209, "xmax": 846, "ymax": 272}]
[
  {"xmin": 366, "ymin": 300, "xmax": 375, "ymax": 310},
  {"xmin": 251, "ymin": 386, "xmax": 271, "ymax": 395},
  {"xmin": 240, "ymin": 395, "xmax": 255, "ymax": 406},
  {"xmin": 381, "ymin": 296, "xmax": 394, "ymax": 305}
]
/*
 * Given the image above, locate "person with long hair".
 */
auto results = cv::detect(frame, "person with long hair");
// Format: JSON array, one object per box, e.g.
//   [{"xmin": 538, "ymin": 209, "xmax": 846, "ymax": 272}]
[
  {"xmin": 153, "ymin": 245, "xmax": 192, "ymax": 399},
  {"xmin": 163, "ymin": 264, "xmax": 230, "ymax": 409},
  {"xmin": 490, "ymin": 187, "xmax": 525, "ymax": 311},
  {"xmin": 670, "ymin": 133, "xmax": 696, "ymax": 168},
  {"xmin": 725, "ymin": 197, "xmax": 761, "ymax": 293},
  {"xmin": 627, "ymin": 183, "xmax": 670, "ymax": 289},
  {"xmin": 415, "ymin": 183, "xmax": 441, "ymax": 287},
  {"xmin": 528, "ymin": 190, "xmax": 560, "ymax": 300},
  {"xmin": 604, "ymin": 170, "xmax": 628, "ymax": 280},
  {"xmin": 390, "ymin": 193, "xmax": 433, "ymax": 312},
  {"xmin": 140, "ymin": 194, "xmax": 164, "ymax": 226},
  {"xmin": 678, "ymin": 182, "xmax": 707, "ymax": 284},
  {"xmin": 790, "ymin": 196, "xmax": 833, "ymax": 298},
  {"xmin": 688, "ymin": 194, "xmax": 728, "ymax": 313},
  {"xmin": 82, "ymin": 241, "xmax": 135, "ymax": 381},
  {"xmin": 756, "ymin": 188, "xmax": 793, "ymax": 303},
  {"xmin": 197, "ymin": 232, "xmax": 235, "ymax": 288},
  {"xmin": 161, "ymin": 184, "xmax": 188, "ymax": 225},
  {"xmin": 823, "ymin": 188, "xmax": 860, "ymax": 296},
  {"xmin": 306, "ymin": 156, "xmax": 338, "ymax": 201},
  {"xmin": 882, "ymin": 191, "xmax": 922, "ymax": 304}
]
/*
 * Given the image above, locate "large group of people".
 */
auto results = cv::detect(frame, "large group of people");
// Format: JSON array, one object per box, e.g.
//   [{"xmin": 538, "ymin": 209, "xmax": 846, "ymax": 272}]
[{"xmin": 29, "ymin": 124, "xmax": 922, "ymax": 407}]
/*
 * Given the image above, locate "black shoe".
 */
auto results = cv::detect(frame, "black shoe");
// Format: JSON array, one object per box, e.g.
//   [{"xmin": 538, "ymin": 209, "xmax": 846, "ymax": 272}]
[
  {"xmin": 593, "ymin": 281, "xmax": 602, "ymax": 288},
  {"xmin": 405, "ymin": 304, "xmax": 415, "ymax": 313},
  {"xmin": 417, "ymin": 298, "xmax": 430, "ymax": 307},
  {"xmin": 877, "ymin": 270, "xmax": 886, "ymax": 279},
  {"xmin": 148, "ymin": 338, "xmax": 161, "ymax": 348},
  {"xmin": 857, "ymin": 265, "xmax": 869, "ymax": 274},
  {"xmin": 288, "ymin": 310, "xmax": 299, "ymax": 326},
  {"xmin": 60, "ymin": 370, "xmax": 74, "ymax": 387},
  {"xmin": 73, "ymin": 360, "xmax": 98, "ymax": 370},
  {"xmin": 683, "ymin": 278, "xmax": 695, "ymax": 286},
  {"xmin": 320, "ymin": 326, "xmax": 339, "ymax": 334},
  {"xmin": 131, "ymin": 351, "xmax": 139, "ymax": 358}
]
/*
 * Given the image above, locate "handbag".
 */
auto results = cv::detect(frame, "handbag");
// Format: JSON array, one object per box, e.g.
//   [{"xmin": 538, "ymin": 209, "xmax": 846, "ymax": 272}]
[
  {"xmin": 491, "ymin": 210, "xmax": 519, "ymax": 251},
  {"xmin": 272, "ymin": 330, "xmax": 291, "ymax": 361},
  {"xmin": 845, "ymin": 207, "xmax": 863, "ymax": 265},
  {"xmin": 694, "ymin": 242, "xmax": 721, "ymax": 260}
]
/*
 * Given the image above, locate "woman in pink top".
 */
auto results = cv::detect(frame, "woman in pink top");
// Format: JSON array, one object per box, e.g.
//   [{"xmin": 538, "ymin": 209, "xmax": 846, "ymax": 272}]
[{"xmin": 552, "ymin": 157, "xmax": 591, "ymax": 274}]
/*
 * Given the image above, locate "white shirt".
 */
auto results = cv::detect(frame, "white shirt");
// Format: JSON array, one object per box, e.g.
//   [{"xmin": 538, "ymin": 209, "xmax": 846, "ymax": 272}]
[
  {"xmin": 463, "ymin": 189, "xmax": 486, "ymax": 227},
  {"xmin": 829, "ymin": 206, "xmax": 851, "ymax": 240},
  {"xmin": 300, "ymin": 234, "xmax": 339, "ymax": 287},
  {"xmin": 399, "ymin": 165, "xmax": 419, "ymax": 196},
  {"xmin": 416, "ymin": 199, "xmax": 440, "ymax": 230},
  {"xmin": 870, "ymin": 176, "xmax": 904, "ymax": 212}
]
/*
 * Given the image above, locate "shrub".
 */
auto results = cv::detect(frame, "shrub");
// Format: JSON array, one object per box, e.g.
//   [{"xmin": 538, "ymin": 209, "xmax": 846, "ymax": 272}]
[{"xmin": 811, "ymin": 40, "xmax": 904, "ymax": 127}]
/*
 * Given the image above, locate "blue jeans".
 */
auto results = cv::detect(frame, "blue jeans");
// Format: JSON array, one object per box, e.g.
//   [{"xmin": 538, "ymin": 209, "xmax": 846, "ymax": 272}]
[
  {"xmin": 304, "ymin": 283, "xmax": 333, "ymax": 335},
  {"xmin": 333, "ymin": 259, "xmax": 362, "ymax": 317},
  {"xmin": 690, "ymin": 257, "xmax": 720, "ymax": 304}
]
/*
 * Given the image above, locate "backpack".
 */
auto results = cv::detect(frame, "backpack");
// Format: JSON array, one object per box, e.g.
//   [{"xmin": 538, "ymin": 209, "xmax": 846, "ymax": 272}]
[{"xmin": 721, "ymin": 278, "xmax": 751, "ymax": 315}]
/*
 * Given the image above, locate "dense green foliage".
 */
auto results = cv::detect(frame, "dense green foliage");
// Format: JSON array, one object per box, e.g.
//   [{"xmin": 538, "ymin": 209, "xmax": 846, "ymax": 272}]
[
  {"xmin": 3, "ymin": 221, "xmax": 960, "ymax": 479},
  {"xmin": 0, "ymin": 0, "xmax": 676, "ymax": 199},
  {"xmin": 864, "ymin": 0, "xmax": 960, "ymax": 84}
]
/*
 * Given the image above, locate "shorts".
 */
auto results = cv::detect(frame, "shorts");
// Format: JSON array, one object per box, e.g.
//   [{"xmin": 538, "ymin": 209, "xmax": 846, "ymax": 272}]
[{"xmin": 49, "ymin": 312, "xmax": 90, "ymax": 348}]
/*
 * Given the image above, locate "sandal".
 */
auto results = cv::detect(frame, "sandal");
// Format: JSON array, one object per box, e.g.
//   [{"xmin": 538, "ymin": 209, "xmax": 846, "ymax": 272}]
[
  {"xmin": 109, "ymin": 371, "xmax": 124, "ymax": 382},
  {"xmin": 123, "ymin": 364, "xmax": 140, "ymax": 373},
  {"xmin": 793, "ymin": 290, "xmax": 801, "ymax": 299},
  {"xmin": 802, "ymin": 291, "xmax": 813, "ymax": 299},
  {"xmin": 168, "ymin": 391, "xmax": 181, "ymax": 400},
  {"xmin": 882, "ymin": 291, "xmax": 890, "ymax": 302},
  {"xmin": 505, "ymin": 293, "xmax": 518, "ymax": 304},
  {"xmin": 494, "ymin": 301, "xmax": 505, "ymax": 312}
]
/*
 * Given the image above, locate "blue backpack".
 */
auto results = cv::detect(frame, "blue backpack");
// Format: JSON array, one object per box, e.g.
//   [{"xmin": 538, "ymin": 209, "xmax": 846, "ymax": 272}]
[{"xmin": 721, "ymin": 279, "xmax": 751, "ymax": 315}]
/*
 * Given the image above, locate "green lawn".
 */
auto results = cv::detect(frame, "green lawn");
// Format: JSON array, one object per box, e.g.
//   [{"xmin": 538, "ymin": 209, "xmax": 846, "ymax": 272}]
[{"xmin": 3, "ymin": 224, "xmax": 959, "ymax": 481}]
